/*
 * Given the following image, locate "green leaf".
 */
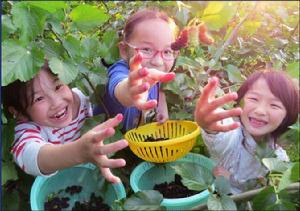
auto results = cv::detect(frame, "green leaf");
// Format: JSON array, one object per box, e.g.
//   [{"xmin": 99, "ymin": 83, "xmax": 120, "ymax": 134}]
[
  {"xmin": 48, "ymin": 57, "xmax": 79, "ymax": 84},
  {"xmin": 62, "ymin": 35, "xmax": 81, "ymax": 59},
  {"xmin": 262, "ymin": 158, "xmax": 289, "ymax": 173},
  {"xmin": 123, "ymin": 190, "xmax": 165, "ymax": 211},
  {"xmin": 2, "ymin": 15, "xmax": 17, "ymax": 40},
  {"xmin": 101, "ymin": 30, "xmax": 120, "ymax": 63},
  {"xmin": 252, "ymin": 186, "xmax": 277, "ymax": 211},
  {"xmin": 28, "ymin": 1, "xmax": 67, "ymax": 13},
  {"xmin": 70, "ymin": 5, "xmax": 109, "ymax": 32},
  {"xmin": 172, "ymin": 163, "xmax": 214, "ymax": 191},
  {"xmin": 207, "ymin": 194, "xmax": 237, "ymax": 210},
  {"xmin": 201, "ymin": 2, "xmax": 236, "ymax": 31},
  {"xmin": 290, "ymin": 162, "xmax": 299, "ymax": 181},
  {"xmin": 11, "ymin": 2, "xmax": 46, "ymax": 43},
  {"xmin": 266, "ymin": 200, "xmax": 296, "ymax": 211},
  {"xmin": 214, "ymin": 176, "xmax": 231, "ymax": 195},
  {"xmin": 225, "ymin": 64, "xmax": 246, "ymax": 83},
  {"xmin": 176, "ymin": 56, "xmax": 203, "ymax": 70},
  {"xmin": 41, "ymin": 39, "xmax": 65, "ymax": 58},
  {"xmin": 277, "ymin": 165, "xmax": 293, "ymax": 192},
  {"xmin": 287, "ymin": 61, "xmax": 299, "ymax": 78},
  {"xmin": 255, "ymin": 142, "xmax": 276, "ymax": 160},
  {"xmin": 241, "ymin": 21, "xmax": 261, "ymax": 36},
  {"xmin": 2, "ymin": 161, "xmax": 18, "ymax": 185},
  {"xmin": 81, "ymin": 37, "xmax": 101, "ymax": 59},
  {"xmin": 2, "ymin": 40, "xmax": 44, "ymax": 86}
]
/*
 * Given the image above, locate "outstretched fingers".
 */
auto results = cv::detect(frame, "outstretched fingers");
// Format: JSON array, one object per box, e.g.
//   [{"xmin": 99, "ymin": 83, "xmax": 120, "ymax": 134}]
[
  {"xmin": 199, "ymin": 77, "xmax": 219, "ymax": 103},
  {"xmin": 100, "ymin": 167, "xmax": 121, "ymax": 183},
  {"xmin": 207, "ymin": 108, "xmax": 242, "ymax": 123},
  {"xmin": 206, "ymin": 92, "xmax": 239, "ymax": 113},
  {"xmin": 129, "ymin": 53, "xmax": 143, "ymax": 71},
  {"xmin": 97, "ymin": 140, "xmax": 128, "ymax": 155},
  {"xmin": 135, "ymin": 99, "xmax": 157, "ymax": 110},
  {"xmin": 129, "ymin": 67, "xmax": 149, "ymax": 86},
  {"xmin": 146, "ymin": 68, "xmax": 176, "ymax": 84},
  {"xmin": 92, "ymin": 114, "xmax": 123, "ymax": 132}
]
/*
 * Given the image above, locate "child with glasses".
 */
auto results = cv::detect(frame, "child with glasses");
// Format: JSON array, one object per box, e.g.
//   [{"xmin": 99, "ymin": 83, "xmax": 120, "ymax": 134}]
[
  {"xmin": 97, "ymin": 9, "xmax": 178, "ymax": 132},
  {"xmin": 2, "ymin": 62, "xmax": 128, "ymax": 183}
]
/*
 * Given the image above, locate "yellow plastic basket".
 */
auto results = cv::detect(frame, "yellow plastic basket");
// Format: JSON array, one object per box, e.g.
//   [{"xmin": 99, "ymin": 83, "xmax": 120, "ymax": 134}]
[{"xmin": 124, "ymin": 120, "xmax": 200, "ymax": 163}]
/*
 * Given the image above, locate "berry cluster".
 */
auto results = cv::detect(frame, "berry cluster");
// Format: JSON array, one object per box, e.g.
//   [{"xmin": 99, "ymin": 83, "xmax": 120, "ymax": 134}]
[
  {"xmin": 153, "ymin": 174, "xmax": 199, "ymax": 198},
  {"xmin": 44, "ymin": 197, "xmax": 70, "ymax": 211},
  {"xmin": 44, "ymin": 185, "xmax": 110, "ymax": 211},
  {"xmin": 65, "ymin": 185, "xmax": 82, "ymax": 195},
  {"xmin": 72, "ymin": 193, "xmax": 110, "ymax": 211},
  {"xmin": 171, "ymin": 22, "xmax": 214, "ymax": 51}
]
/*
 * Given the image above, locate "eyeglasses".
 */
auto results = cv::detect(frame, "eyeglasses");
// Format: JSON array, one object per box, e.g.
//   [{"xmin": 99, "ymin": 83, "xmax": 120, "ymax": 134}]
[{"xmin": 125, "ymin": 42, "xmax": 176, "ymax": 61}]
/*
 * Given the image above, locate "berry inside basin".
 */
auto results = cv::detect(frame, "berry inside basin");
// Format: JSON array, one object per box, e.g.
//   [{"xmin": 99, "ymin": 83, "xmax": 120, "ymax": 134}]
[
  {"xmin": 130, "ymin": 153, "xmax": 216, "ymax": 210},
  {"xmin": 30, "ymin": 163, "xmax": 126, "ymax": 210}
]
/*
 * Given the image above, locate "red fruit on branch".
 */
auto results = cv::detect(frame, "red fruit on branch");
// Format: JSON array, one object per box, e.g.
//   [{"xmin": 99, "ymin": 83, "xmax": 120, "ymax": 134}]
[
  {"xmin": 198, "ymin": 22, "xmax": 214, "ymax": 45},
  {"xmin": 171, "ymin": 28, "xmax": 189, "ymax": 51}
]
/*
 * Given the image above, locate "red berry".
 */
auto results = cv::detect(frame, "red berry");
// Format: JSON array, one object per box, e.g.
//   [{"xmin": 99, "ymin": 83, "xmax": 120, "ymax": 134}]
[
  {"xmin": 171, "ymin": 28, "xmax": 189, "ymax": 50},
  {"xmin": 198, "ymin": 23, "xmax": 214, "ymax": 45}
]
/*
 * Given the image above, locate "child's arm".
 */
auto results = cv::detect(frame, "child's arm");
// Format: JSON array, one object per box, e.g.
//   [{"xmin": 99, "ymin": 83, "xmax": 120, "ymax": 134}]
[
  {"xmin": 37, "ymin": 114, "xmax": 128, "ymax": 183},
  {"xmin": 115, "ymin": 53, "xmax": 175, "ymax": 111},
  {"xmin": 194, "ymin": 77, "xmax": 242, "ymax": 133},
  {"xmin": 156, "ymin": 90, "xmax": 169, "ymax": 123}
]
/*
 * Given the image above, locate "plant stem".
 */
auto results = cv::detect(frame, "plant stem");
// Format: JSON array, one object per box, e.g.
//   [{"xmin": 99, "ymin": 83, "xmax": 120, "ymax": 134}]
[
  {"xmin": 48, "ymin": 23, "xmax": 72, "ymax": 59},
  {"xmin": 191, "ymin": 182, "xmax": 300, "ymax": 210}
]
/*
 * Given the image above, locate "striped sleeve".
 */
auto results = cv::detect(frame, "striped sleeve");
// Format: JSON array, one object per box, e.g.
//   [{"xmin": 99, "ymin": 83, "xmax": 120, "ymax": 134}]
[{"xmin": 12, "ymin": 123, "xmax": 54, "ymax": 176}]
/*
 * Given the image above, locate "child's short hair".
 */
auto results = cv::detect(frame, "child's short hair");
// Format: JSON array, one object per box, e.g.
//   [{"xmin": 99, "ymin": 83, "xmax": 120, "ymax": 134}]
[
  {"xmin": 2, "ymin": 61, "xmax": 55, "ymax": 119},
  {"xmin": 236, "ymin": 69, "xmax": 299, "ymax": 138},
  {"xmin": 122, "ymin": 8, "xmax": 178, "ymax": 42}
]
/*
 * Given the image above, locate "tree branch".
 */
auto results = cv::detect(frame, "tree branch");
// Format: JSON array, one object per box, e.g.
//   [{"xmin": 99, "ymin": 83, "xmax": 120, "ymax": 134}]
[
  {"xmin": 47, "ymin": 23, "xmax": 72, "ymax": 58},
  {"xmin": 191, "ymin": 182, "xmax": 300, "ymax": 210}
]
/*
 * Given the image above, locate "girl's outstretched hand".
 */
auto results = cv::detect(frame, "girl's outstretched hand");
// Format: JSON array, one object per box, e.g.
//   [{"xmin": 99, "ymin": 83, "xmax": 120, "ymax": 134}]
[
  {"xmin": 77, "ymin": 113, "xmax": 128, "ymax": 183},
  {"xmin": 194, "ymin": 77, "xmax": 242, "ymax": 133},
  {"xmin": 128, "ymin": 53, "xmax": 175, "ymax": 111}
]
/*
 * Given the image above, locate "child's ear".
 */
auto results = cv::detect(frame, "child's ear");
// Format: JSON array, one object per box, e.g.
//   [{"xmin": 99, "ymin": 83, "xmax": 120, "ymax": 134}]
[{"xmin": 118, "ymin": 41, "xmax": 129, "ymax": 60}]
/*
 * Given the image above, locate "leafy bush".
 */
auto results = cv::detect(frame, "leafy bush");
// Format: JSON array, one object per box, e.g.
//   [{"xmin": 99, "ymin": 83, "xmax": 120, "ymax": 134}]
[{"xmin": 2, "ymin": 1, "xmax": 299, "ymax": 210}]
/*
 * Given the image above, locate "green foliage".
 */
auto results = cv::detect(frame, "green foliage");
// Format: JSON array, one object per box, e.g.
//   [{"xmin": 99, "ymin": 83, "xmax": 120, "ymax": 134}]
[
  {"xmin": 121, "ymin": 190, "xmax": 165, "ymax": 211},
  {"xmin": 172, "ymin": 163, "xmax": 214, "ymax": 192},
  {"xmin": 1, "ymin": 1, "xmax": 299, "ymax": 210}
]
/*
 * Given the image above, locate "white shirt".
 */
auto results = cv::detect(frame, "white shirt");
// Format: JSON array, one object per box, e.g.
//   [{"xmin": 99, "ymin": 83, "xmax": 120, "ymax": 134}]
[{"xmin": 201, "ymin": 118, "xmax": 289, "ymax": 194}]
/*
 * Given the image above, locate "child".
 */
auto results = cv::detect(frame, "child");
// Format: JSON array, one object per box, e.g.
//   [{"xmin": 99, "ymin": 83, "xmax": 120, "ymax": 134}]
[
  {"xmin": 2, "ymin": 62, "xmax": 128, "ymax": 183},
  {"xmin": 99, "ymin": 9, "xmax": 178, "ymax": 132},
  {"xmin": 194, "ymin": 69, "xmax": 299, "ymax": 194}
]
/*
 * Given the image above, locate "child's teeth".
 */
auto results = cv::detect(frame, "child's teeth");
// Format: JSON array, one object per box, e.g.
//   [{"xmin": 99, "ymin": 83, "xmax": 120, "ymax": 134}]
[{"xmin": 55, "ymin": 108, "xmax": 66, "ymax": 118}]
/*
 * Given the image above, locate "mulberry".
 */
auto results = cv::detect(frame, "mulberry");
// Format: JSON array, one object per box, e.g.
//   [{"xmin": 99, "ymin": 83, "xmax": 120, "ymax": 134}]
[
  {"xmin": 171, "ymin": 28, "xmax": 189, "ymax": 51},
  {"xmin": 198, "ymin": 22, "xmax": 214, "ymax": 45}
]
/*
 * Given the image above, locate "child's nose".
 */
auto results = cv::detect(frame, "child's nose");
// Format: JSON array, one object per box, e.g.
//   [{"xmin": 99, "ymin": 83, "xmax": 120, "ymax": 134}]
[
  {"xmin": 150, "ymin": 52, "xmax": 164, "ymax": 66},
  {"xmin": 254, "ymin": 104, "xmax": 267, "ymax": 115},
  {"xmin": 48, "ymin": 92, "xmax": 63, "ymax": 108}
]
